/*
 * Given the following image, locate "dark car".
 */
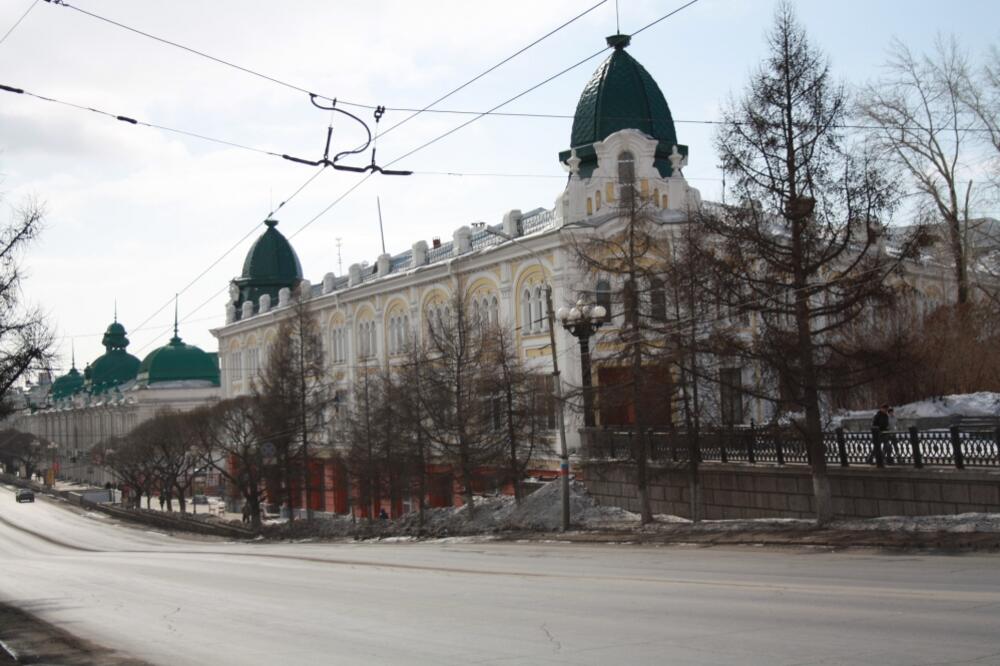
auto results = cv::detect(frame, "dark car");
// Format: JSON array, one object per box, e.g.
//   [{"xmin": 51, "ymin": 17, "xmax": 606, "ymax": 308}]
[{"xmin": 15, "ymin": 488, "xmax": 34, "ymax": 503}]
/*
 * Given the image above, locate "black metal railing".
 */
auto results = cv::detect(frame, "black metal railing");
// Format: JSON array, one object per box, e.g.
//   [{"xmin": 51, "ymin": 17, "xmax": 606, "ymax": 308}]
[{"xmin": 580, "ymin": 425, "xmax": 1000, "ymax": 470}]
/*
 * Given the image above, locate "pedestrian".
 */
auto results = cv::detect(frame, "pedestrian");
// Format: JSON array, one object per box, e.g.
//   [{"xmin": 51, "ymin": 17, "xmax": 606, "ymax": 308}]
[
  {"xmin": 379, "ymin": 507, "xmax": 388, "ymax": 521},
  {"xmin": 241, "ymin": 503, "xmax": 251, "ymax": 524},
  {"xmin": 868, "ymin": 404, "xmax": 890, "ymax": 464}
]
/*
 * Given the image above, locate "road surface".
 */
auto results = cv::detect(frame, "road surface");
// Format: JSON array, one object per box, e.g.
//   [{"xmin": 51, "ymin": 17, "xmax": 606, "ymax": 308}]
[{"xmin": 1, "ymin": 484, "xmax": 998, "ymax": 665}]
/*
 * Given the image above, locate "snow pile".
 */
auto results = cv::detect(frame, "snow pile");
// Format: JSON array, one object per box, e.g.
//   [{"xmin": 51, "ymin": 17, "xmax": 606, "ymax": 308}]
[
  {"xmin": 834, "ymin": 391, "xmax": 1000, "ymax": 425},
  {"xmin": 502, "ymin": 480, "xmax": 636, "ymax": 531}
]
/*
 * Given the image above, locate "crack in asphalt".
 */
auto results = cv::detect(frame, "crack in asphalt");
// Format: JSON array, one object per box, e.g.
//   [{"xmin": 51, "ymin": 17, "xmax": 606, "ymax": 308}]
[{"xmin": 539, "ymin": 623, "xmax": 562, "ymax": 652}]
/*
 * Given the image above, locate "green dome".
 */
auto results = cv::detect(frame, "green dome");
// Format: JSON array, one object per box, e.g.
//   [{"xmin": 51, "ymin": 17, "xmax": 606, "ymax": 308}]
[
  {"xmin": 50, "ymin": 366, "xmax": 84, "ymax": 401},
  {"xmin": 88, "ymin": 320, "xmax": 140, "ymax": 393},
  {"xmin": 138, "ymin": 332, "xmax": 220, "ymax": 386},
  {"xmin": 559, "ymin": 34, "xmax": 687, "ymax": 178},
  {"xmin": 233, "ymin": 219, "xmax": 303, "ymax": 318}
]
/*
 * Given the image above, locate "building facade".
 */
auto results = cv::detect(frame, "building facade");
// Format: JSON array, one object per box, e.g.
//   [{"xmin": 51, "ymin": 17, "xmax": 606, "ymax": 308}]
[
  {"xmin": 212, "ymin": 34, "xmax": 963, "ymax": 514},
  {"xmin": 3, "ymin": 318, "xmax": 220, "ymax": 486}
]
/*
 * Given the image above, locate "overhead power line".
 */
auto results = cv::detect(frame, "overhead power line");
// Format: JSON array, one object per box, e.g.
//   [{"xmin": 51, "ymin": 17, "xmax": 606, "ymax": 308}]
[
  {"xmin": 44, "ymin": 0, "xmax": 607, "ymax": 119},
  {"xmin": 0, "ymin": 83, "xmax": 285, "ymax": 157},
  {"xmin": 0, "ymin": 0, "xmax": 40, "ymax": 47},
  {"xmin": 382, "ymin": 0, "xmax": 704, "ymax": 169}
]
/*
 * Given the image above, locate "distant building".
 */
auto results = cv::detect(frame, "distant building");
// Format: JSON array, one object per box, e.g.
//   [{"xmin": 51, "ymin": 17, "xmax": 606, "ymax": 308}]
[{"xmin": 3, "ymin": 316, "xmax": 220, "ymax": 486}]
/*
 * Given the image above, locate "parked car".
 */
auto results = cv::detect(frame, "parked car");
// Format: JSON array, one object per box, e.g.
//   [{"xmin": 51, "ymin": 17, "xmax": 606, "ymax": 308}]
[
  {"xmin": 192, "ymin": 494, "xmax": 209, "ymax": 505},
  {"xmin": 15, "ymin": 488, "xmax": 34, "ymax": 503}
]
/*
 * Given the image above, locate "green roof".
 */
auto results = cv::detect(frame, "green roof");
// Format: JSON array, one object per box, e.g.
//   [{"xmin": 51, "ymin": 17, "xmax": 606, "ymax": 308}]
[
  {"xmin": 233, "ymin": 219, "xmax": 303, "ymax": 318},
  {"xmin": 138, "ymin": 331, "xmax": 220, "ymax": 386},
  {"xmin": 87, "ymin": 320, "xmax": 140, "ymax": 393},
  {"xmin": 559, "ymin": 34, "xmax": 687, "ymax": 178},
  {"xmin": 50, "ymin": 366, "xmax": 84, "ymax": 401},
  {"xmin": 239, "ymin": 219, "xmax": 302, "ymax": 285}
]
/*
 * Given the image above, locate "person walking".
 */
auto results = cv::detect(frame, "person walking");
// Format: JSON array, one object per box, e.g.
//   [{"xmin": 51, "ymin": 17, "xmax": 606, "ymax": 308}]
[{"xmin": 869, "ymin": 404, "xmax": 890, "ymax": 464}]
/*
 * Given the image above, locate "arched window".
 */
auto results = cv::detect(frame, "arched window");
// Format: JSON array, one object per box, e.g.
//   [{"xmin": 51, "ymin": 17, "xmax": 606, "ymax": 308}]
[
  {"xmin": 533, "ymin": 286, "xmax": 544, "ymax": 332},
  {"xmin": 490, "ymin": 296, "xmax": 499, "ymax": 325},
  {"xmin": 618, "ymin": 151, "xmax": 635, "ymax": 206},
  {"xmin": 522, "ymin": 289, "xmax": 532, "ymax": 332}
]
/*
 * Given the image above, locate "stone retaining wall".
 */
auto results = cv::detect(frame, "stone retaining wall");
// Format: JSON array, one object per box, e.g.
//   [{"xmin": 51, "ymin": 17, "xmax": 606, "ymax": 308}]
[{"xmin": 581, "ymin": 462, "xmax": 1000, "ymax": 519}]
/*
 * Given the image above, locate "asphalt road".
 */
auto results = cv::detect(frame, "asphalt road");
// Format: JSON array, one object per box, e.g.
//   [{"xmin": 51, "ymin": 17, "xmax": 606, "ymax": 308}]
[{"xmin": 1, "ymin": 485, "xmax": 998, "ymax": 665}]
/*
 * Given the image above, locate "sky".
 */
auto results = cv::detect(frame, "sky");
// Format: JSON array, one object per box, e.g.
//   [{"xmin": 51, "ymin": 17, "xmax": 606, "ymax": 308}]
[{"xmin": 1, "ymin": 0, "xmax": 998, "ymax": 379}]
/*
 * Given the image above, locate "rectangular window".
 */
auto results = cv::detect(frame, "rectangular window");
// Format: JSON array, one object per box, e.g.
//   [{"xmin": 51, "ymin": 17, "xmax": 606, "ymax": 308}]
[
  {"xmin": 533, "ymin": 374, "xmax": 556, "ymax": 431},
  {"xmin": 719, "ymin": 367, "xmax": 744, "ymax": 426}
]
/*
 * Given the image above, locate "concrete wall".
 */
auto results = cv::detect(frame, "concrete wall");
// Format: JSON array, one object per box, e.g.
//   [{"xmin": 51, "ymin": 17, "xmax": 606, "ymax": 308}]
[{"xmin": 581, "ymin": 462, "xmax": 1000, "ymax": 519}]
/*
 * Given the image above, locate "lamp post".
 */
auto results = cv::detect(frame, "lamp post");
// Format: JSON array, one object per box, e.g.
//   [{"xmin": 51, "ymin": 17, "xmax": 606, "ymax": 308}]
[
  {"xmin": 556, "ymin": 299, "xmax": 607, "ymax": 428},
  {"xmin": 472, "ymin": 222, "xmax": 571, "ymax": 531}
]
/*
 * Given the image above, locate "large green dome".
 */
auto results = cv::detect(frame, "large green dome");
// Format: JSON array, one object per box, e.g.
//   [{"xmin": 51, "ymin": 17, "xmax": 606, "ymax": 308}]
[
  {"xmin": 559, "ymin": 34, "xmax": 687, "ymax": 178},
  {"xmin": 88, "ymin": 320, "xmax": 140, "ymax": 394},
  {"xmin": 50, "ymin": 366, "xmax": 84, "ymax": 401},
  {"xmin": 138, "ymin": 330, "xmax": 220, "ymax": 386},
  {"xmin": 233, "ymin": 219, "xmax": 302, "ymax": 318}
]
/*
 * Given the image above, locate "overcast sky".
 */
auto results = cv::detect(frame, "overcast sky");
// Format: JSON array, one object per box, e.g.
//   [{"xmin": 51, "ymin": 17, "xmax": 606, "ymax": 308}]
[{"xmin": 1, "ymin": 0, "xmax": 997, "ymax": 379}]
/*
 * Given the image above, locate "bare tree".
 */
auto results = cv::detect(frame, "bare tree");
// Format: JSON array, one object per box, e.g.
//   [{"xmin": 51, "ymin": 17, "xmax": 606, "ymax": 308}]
[
  {"xmin": 189, "ymin": 397, "xmax": 267, "ymax": 528},
  {"xmin": 417, "ymin": 292, "xmax": 503, "ymax": 516},
  {"xmin": 481, "ymin": 323, "xmax": 552, "ymax": 503},
  {"xmin": 570, "ymin": 186, "xmax": 674, "ymax": 524},
  {"xmin": 0, "ymin": 428, "xmax": 48, "ymax": 478},
  {"xmin": 253, "ymin": 292, "xmax": 327, "ymax": 521},
  {"xmin": 701, "ymin": 2, "xmax": 909, "ymax": 523},
  {"xmin": 0, "ymin": 197, "xmax": 54, "ymax": 416},
  {"xmin": 859, "ymin": 35, "xmax": 981, "ymax": 305}
]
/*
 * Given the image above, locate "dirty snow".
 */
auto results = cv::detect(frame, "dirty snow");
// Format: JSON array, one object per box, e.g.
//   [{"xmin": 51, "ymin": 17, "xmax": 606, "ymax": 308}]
[
  {"xmin": 835, "ymin": 392, "xmax": 1000, "ymax": 425},
  {"xmin": 260, "ymin": 480, "xmax": 1000, "ymax": 541}
]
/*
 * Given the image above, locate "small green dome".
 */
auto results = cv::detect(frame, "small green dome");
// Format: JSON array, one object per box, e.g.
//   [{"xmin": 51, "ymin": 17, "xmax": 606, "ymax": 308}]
[
  {"xmin": 88, "ymin": 320, "xmax": 140, "ymax": 393},
  {"xmin": 559, "ymin": 34, "xmax": 687, "ymax": 178},
  {"xmin": 138, "ymin": 332, "xmax": 220, "ymax": 386},
  {"xmin": 50, "ymin": 366, "xmax": 84, "ymax": 401},
  {"xmin": 233, "ymin": 219, "xmax": 303, "ymax": 318}
]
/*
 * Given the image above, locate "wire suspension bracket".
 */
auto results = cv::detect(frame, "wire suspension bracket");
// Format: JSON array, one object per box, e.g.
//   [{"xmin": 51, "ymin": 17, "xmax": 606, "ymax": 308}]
[{"xmin": 282, "ymin": 96, "xmax": 411, "ymax": 176}]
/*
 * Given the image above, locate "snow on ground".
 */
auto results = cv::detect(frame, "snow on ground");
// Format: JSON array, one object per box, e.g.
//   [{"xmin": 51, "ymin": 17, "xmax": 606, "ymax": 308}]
[
  {"xmin": 259, "ymin": 480, "xmax": 1000, "ymax": 540},
  {"xmin": 834, "ymin": 391, "xmax": 1000, "ymax": 425}
]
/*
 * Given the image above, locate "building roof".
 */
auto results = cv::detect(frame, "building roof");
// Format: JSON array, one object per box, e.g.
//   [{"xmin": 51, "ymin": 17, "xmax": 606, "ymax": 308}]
[
  {"xmin": 88, "ymin": 320, "xmax": 140, "ymax": 393},
  {"xmin": 239, "ymin": 219, "xmax": 303, "ymax": 287},
  {"xmin": 570, "ymin": 34, "xmax": 678, "ymax": 150},
  {"xmin": 49, "ymin": 366, "xmax": 84, "ymax": 401},
  {"xmin": 138, "ymin": 330, "xmax": 220, "ymax": 387},
  {"xmin": 232, "ymin": 219, "xmax": 304, "ymax": 320},
  {"xmin": 559, "ymin": 34, "xmax": 687, "ymax": 178}
]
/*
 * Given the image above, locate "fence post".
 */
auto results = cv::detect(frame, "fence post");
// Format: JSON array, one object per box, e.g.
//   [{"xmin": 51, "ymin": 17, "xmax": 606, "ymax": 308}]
[
  {"xmin": 949, "ymin": 425, "xmax": 964, "ymax": 470},
  {"xmin": 995, "ymin": 427, "xmax": 1000, "ymax": 466},
  {"xmin": 910, "ymin": 427, "xmax": 923, "ymax": 469},
  {"xmin": 746, "ymin": 426, "xmax": 756, "ymax": 465},
  {"xmin": 720, "ymin": 430, "xmax": 729, "ymax": 464},
  {"xmin": 626, "ymin": 430, "xmax": 633, "ymax": 461},
  {"xmin": 872, "ymin": 428, "xmax": 885, "ymax": 468},
  {"xmin": 775, "ymin": 435, "xmax": 785, "ymax": 466},
  {"xmin": 836, "ymin": 428, "xmax": 848, "ymax": 467}
]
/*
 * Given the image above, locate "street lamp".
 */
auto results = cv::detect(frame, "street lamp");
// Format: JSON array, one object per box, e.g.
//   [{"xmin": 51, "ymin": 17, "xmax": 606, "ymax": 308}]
[
  {"xmin": 472, "ymin": 222, "xmax": 571, "ymax": 531},
  {"xmin": 556, "ymin": 299, "xmax": 607, "ymax": 428}
]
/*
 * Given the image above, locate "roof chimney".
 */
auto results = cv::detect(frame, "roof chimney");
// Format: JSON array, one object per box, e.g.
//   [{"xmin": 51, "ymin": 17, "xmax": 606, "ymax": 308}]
[{"xmin": 432, "ymin": 237, "xmax": 441, "ymax": 249}]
